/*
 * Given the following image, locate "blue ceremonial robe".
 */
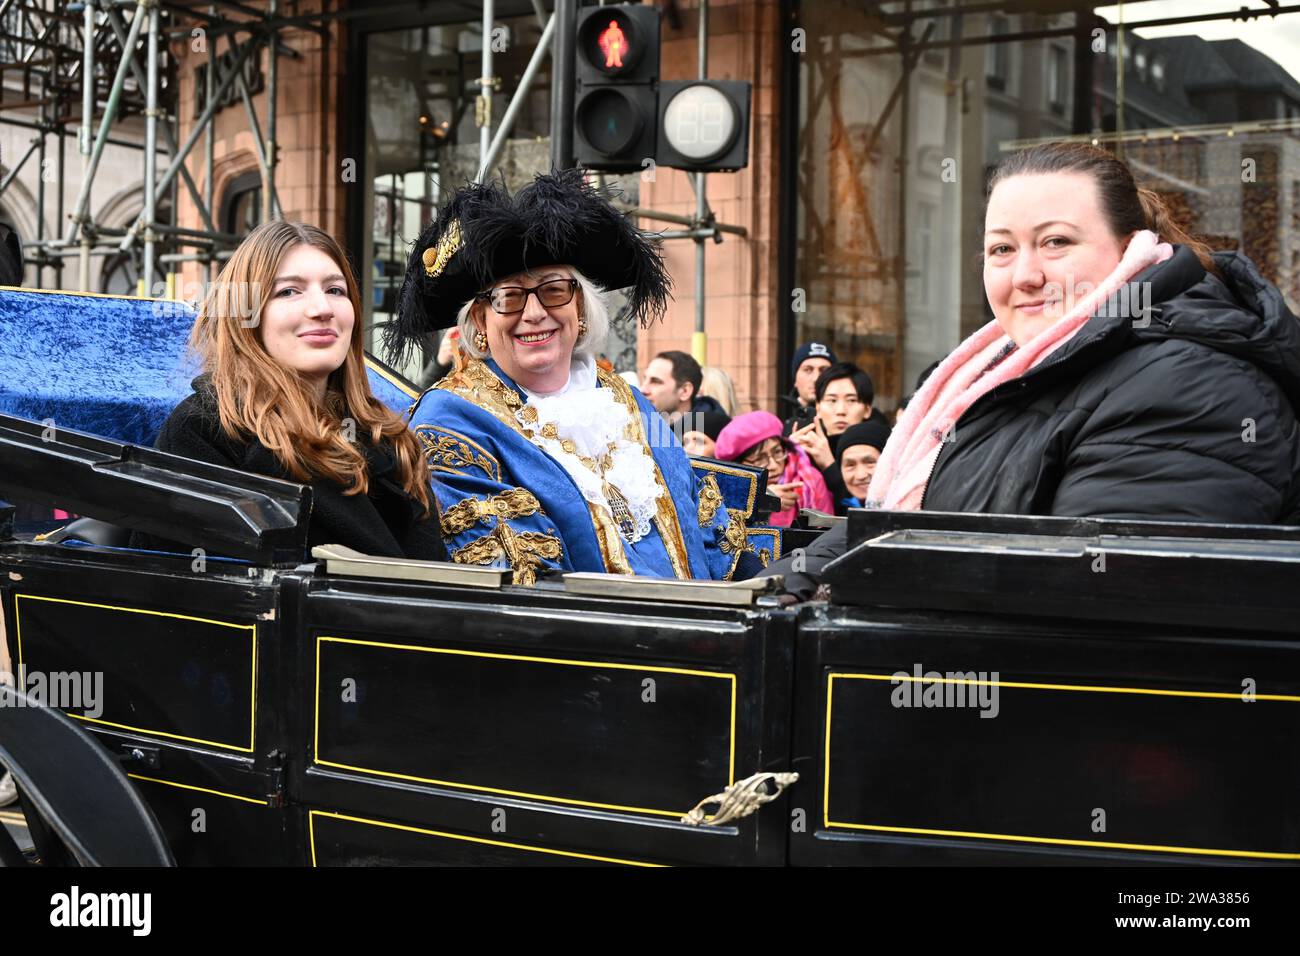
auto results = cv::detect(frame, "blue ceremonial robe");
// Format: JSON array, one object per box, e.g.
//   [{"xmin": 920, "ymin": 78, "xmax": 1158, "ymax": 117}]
[{"xmin": 409, "ymin": 357, "xmax": 745, "ymax": 584}]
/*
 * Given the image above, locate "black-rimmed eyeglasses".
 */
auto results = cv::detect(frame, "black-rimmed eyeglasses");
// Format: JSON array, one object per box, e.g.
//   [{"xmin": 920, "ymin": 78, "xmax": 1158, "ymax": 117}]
[{"xmin": 476, "ymin": 278, "xmax": 579, "ymax": 315}]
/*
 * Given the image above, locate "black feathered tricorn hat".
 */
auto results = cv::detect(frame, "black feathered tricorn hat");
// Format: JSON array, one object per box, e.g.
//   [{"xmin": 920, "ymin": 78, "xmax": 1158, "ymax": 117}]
[{"xmin": 386, "ymin": 167, "xmax": 672, "ymax": 362}]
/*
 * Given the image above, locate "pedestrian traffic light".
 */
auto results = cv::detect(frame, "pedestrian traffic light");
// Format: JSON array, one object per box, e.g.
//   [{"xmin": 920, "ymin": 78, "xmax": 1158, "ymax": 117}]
[
  {"xmin": 656, "ymin": 80, "xmax": 751, "ymax": 172},
  {"xmin": 573, "ymin": 4, "xmax": 661, "ymax": 172},
  {"xmin": 571, "ymin": 3, "xmax": 752, "ymax": 174}
]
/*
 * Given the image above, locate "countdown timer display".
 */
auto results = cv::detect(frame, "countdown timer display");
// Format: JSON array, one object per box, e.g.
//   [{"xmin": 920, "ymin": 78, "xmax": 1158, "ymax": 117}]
[{"xmin": 660, "ymin": 83, "xmax": 741, "ymax": 162}]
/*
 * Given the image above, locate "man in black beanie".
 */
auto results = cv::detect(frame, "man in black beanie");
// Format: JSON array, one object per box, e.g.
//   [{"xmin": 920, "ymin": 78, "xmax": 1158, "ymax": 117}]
[{"xmin": 782, "ymin": 340, "xmax": 836, "ymax": 434}]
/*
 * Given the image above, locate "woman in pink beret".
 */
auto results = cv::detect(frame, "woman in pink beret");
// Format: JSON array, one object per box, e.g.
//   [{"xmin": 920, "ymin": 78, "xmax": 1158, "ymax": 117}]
[{"xmin": 715, "ymin": 410, "xmax": 833, "ymax": 527}]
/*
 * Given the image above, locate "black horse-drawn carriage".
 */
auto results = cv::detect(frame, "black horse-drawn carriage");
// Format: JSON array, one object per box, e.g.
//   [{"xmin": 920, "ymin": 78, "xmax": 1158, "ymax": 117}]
[{"xmin": 1, "ymin": 288, "xmax": 1297, "ymax": 866}]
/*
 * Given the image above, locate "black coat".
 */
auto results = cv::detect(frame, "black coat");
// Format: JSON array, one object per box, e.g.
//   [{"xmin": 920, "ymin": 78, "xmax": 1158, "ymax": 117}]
[
  {"xmin": 924, "ymin": 248, "xmax": 1300, "ymax": 523},
  {"xmin": 134, "ymin": 381, "xmax": 446, "ymax": 561},
  {"xmin": 762, "ymin": 248, "xmax": 1300, "ymax": 600}
]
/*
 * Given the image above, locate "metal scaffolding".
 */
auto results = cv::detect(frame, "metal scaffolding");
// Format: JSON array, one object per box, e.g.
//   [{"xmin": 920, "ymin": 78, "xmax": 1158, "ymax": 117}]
[{"xmin": 0, "ymin": 0, "xmax": 323, "ymax": 294}]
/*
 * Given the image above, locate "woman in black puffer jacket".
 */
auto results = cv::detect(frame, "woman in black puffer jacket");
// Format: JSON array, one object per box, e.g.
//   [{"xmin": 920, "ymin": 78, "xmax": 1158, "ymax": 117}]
[
  {"xmin": 763, "ymin": 143, "xmax": 1300, "ymax": 599},
  {"xmin": 869, "ymin": 142, "xmax": 1300, "ymax": 523}
]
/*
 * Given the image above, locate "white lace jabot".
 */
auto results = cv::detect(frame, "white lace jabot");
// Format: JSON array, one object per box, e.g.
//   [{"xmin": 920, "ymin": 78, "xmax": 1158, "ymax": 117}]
[{"xmin": 518, "ymin": 356, "xmax": 661, "ymax": 542}]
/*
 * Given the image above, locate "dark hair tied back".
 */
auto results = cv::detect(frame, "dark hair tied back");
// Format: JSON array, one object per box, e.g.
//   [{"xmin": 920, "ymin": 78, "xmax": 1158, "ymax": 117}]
[{"xmin": 987, "ymin": 143, "xmax": 1216, "ymax": 274}]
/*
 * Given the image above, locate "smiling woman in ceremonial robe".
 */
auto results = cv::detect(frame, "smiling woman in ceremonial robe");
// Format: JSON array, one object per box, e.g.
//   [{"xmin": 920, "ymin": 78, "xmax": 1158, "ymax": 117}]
[{"xmin": 391, "ymin": 169, "xmax": 760, "ymax": 585}]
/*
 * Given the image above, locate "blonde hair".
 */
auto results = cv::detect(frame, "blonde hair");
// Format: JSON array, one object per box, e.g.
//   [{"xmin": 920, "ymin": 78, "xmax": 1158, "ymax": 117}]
[
  {"xmin": 189, "ymin": 220, "xmax": 431, "ymax": 511},
  {"xmin": 455, "ymin": 264, "xmax": 610, "ymax": 361},
  {"xmin": 699, "ymin": 366, "xmax": 738, "ymax": 415}
]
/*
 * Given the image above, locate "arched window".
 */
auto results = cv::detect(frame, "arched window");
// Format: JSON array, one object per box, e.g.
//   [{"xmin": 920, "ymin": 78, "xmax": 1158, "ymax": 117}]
[
  {"xmin": 100, "ymin": 252, "xmax": 140, "ymax": 296},
  {"xmin": 221, "ymin": 170, "xmax": 263, "ymax": 238}
]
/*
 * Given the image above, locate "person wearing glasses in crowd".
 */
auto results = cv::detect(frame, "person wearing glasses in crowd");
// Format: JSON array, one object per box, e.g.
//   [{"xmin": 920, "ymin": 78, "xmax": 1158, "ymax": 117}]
[
  {"xmin": 715, "ymin": 411, "xmax": 833, "ymax": 527},
  {"xmin": 391, "ymin": 169, "xmax": 763, "ymax": 584}
]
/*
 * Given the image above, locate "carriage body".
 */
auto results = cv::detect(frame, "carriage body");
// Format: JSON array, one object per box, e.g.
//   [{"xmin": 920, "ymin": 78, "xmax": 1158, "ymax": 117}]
[{"xmin": 1, "ymin": 288, "xmax": 1297, "ymax": 866}]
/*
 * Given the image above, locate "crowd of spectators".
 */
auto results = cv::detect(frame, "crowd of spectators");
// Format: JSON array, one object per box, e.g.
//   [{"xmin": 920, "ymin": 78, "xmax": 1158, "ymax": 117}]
[{"xmin": 633, "ymin": 340, "xmax": 893, "ymax": 521}]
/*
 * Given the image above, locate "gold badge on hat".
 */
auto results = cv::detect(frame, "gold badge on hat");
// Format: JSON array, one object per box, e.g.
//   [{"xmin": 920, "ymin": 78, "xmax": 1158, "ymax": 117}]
[{"xmin": 422, "ymin": 218, "xmax": 462, "ymax": 279}]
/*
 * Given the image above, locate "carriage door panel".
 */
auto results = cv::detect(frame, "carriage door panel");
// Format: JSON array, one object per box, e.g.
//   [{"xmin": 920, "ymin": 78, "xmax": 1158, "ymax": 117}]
[{"xmin": 289, "ymin": 574, "xmax": 795, "ymax": 867}]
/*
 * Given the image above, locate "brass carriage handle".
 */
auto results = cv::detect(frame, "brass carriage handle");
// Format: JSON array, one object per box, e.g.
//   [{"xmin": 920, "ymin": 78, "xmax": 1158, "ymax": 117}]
[{"xmin": 681, "ymin": 771, "xmax": 800, "ymax": 826}]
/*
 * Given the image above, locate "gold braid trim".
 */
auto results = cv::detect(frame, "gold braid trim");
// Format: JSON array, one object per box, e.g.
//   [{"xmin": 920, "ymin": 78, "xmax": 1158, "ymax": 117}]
[
  {"xmin": 697, "ymin": 473, "xmax": 725, "ymax": 528},
  {"xmin": 597, "ymin": 366, "xmax": 694, "ymax": 580},
  {"xmin": 435, "ymin": 358, "xmax": 526, "ymax": 432},
  {"xmin": 449, "ymin": 534, "xmax": 504, "ymax": 567},
  {"xmin": 450, "ymin": 519, "xmax": 563, "ymax": 587},
  {"xmin": 587, "ymin": 502, "xmax": 635, "ymax": 575},
  {"xmin": 718, "ymin": 508, "xmax": 750, "ymax": 555},
  {"xmin": 717, "ymin": 507, "xmax": 755, "ymax": 582},
  {"xmin": 440, "ymin": 487, "xmax": 543, "ymax": 536}
]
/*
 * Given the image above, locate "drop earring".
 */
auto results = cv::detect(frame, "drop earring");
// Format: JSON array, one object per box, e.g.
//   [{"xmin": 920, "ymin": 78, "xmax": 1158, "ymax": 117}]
[
  {"xmin": 474, "ymin": 328, "xmax": 489, "ymax": 353},
  {"xmin": 577, "ymin": 316, "xmax": 588, "ymax": 340}
]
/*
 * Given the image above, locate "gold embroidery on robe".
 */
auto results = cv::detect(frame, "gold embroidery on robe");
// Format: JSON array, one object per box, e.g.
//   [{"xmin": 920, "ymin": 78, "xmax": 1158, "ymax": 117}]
[
  {"xmin": 435, "ymin": 359, "xmax": 526, "ymax": 433},
  {"xmin": 430, "ymin": 359, "xmax": 696, "ymax": 579},
  {"xmin": 587, "ymin": 502, "xmax": 635, "ymax": 575},
  {"xmin": 449, "ymin": 519, "xmax": 563, "ymax": 586},
  {"xmin": 717, "ymin": 507, "xmax": 756, "ymax": 581},
  {"xmin": 697, "ymin": 473, "xmax": 725, "ymax": 528},
  {"xmin": 415, "ymin": 425, "xmax": 500, "ymax": 481},
  {"xmin": 440, "ymin": 487, "xmax": 543, "ymax": 536},
  {"xmin": 689, "ymin": 460, "xmax": 762, "ymax": 517}
]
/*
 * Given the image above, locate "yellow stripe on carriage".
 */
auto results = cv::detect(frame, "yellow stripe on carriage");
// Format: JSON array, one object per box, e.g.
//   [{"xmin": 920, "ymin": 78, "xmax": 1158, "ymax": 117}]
[
  {"xmin": 313, "ymin": 636, "xmax": 737, "ymax": 818},
  {"xmin": 128, "ymin": 774, "xmax": 267, "ymax": 805},
  {"xmin": 833, "ymin": 671, "xmax": 1300, "ymax": 701},
  {"xmin": 13, "ymin": 594, "xmax": 258, "ymax": 753},
  {"xmin": 822, "ymin": 671, "xmax": 1300, "ymax": 859},
  {"xmin": 307, "ymin": 809, "xmax": 665, "ymax": 867},
  {"xmin": 823, "ymin": 822, "xmax": 1300, "ymax": 861}
]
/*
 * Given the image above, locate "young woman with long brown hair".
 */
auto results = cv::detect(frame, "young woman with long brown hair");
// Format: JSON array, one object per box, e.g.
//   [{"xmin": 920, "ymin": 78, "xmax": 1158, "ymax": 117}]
[{"xmin": 144, "ymin": 220, "xmax": 443, "ymax": 559}]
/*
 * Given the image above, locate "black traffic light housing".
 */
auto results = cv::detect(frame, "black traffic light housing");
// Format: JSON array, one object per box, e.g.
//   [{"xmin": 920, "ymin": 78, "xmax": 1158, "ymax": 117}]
[
  {"xmin": 572, "ymin": 2, "xmax": 752, "ymax": 174},
  {"xmin": 574, "ymin": 4, "xmax": 661, "ymax": 172}
]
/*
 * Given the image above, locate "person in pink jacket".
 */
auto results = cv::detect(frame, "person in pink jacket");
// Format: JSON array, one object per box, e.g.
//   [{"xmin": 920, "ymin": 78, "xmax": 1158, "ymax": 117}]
[{"xmin": 714, "ymin": 411, "xmax": 833, "ymax": 527}]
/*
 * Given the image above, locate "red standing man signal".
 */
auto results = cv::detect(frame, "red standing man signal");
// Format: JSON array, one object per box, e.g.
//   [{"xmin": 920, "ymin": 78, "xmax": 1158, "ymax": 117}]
[{"xmin": 598, "ymin": 20, "xmax": 627, "ymax": 69}]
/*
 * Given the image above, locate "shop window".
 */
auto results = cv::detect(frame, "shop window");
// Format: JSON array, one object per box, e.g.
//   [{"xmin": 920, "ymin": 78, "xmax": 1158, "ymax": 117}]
[
  {"xmin": 789, "ymin": 0, "xmax": 1300, "ymax": 407},
  {"xmin": 1048, "ymin": 45, "xmax": 1068, "ymax": 114},
  {"xmin": 358, "ymin": 11, "xmax": 556, "ymax": 380},
  {"xmin": 986, "ymin": 17, "xmax": 1010, "ymax": 91}
]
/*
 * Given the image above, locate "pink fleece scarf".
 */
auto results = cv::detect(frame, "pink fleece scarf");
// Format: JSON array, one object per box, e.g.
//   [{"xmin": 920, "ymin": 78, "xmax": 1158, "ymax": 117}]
[{"xmin": 866, "ymin": 230, "xmax": 1173, "ymax": 511}]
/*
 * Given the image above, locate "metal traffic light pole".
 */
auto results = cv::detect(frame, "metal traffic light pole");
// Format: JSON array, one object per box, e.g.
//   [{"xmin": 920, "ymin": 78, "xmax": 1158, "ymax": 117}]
[
  {"xmin": 690, "ymin": 0, "xmax": 709, "ymax": 365},
  {"xmin": 550, "ymin": 0, "xmax": 577, "ymax": 169}
]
